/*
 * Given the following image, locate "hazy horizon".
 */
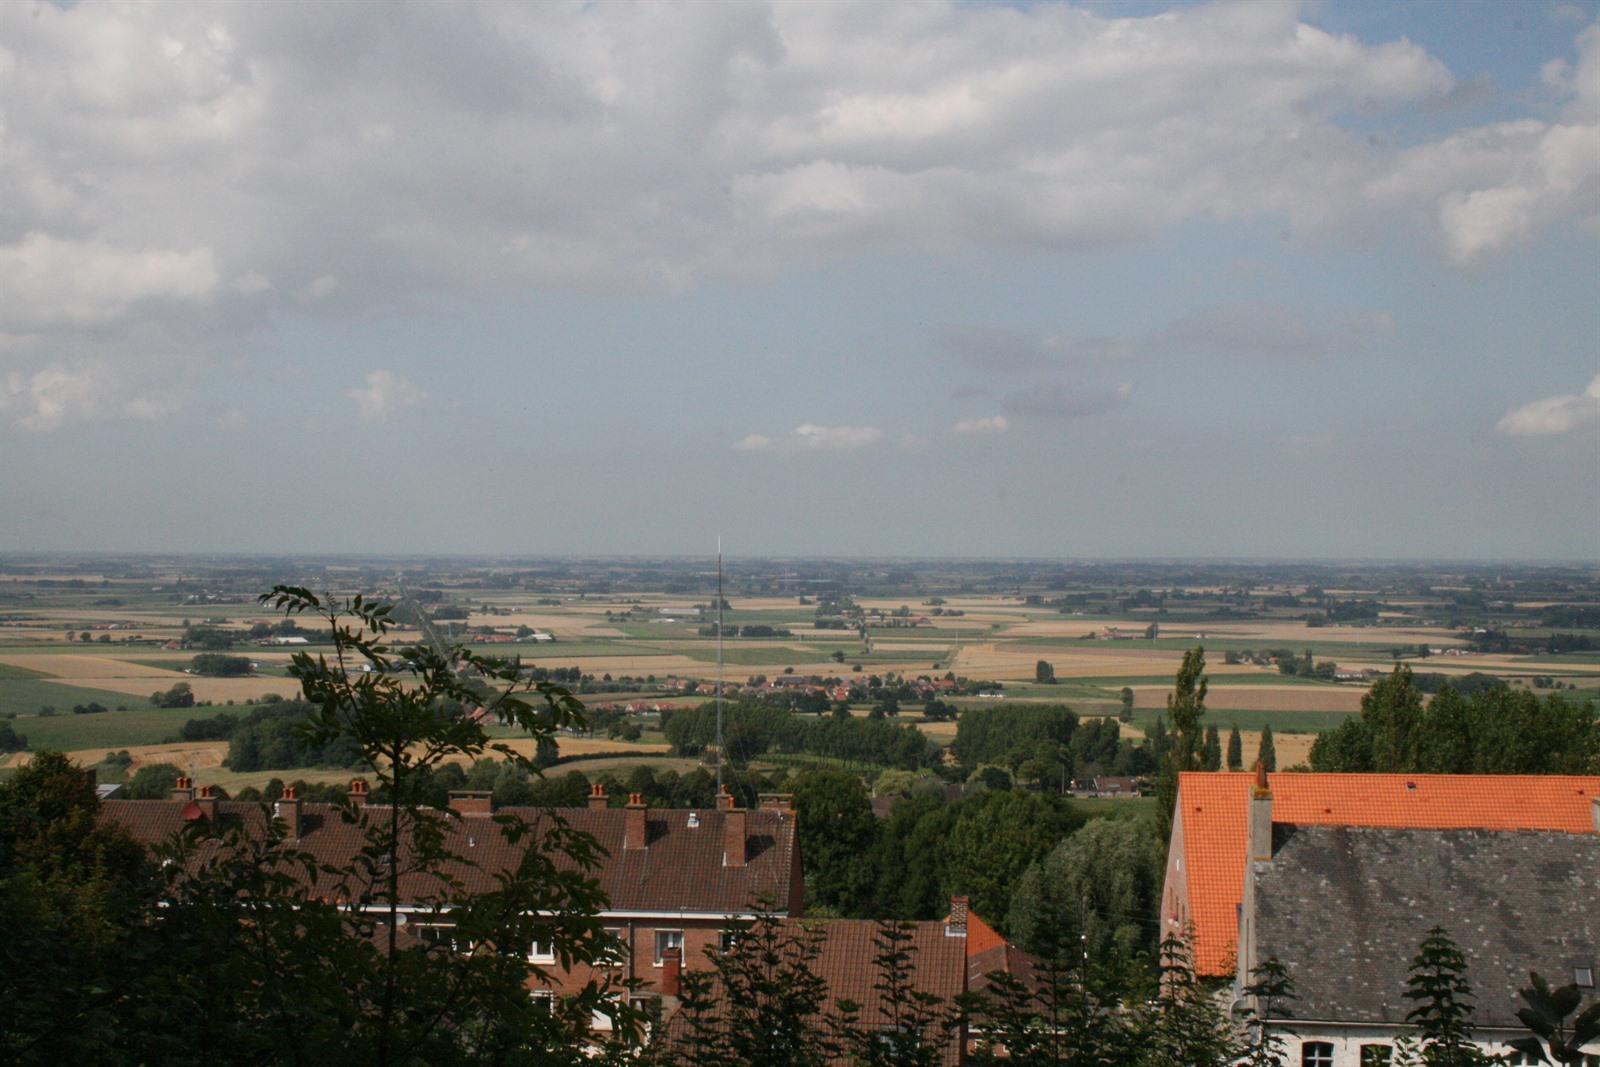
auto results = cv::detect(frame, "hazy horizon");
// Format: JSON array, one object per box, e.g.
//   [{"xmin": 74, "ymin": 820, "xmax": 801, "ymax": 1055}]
[{"xmin": 2, "ymin": 1, "xmax": 1596, "ymax": 559}]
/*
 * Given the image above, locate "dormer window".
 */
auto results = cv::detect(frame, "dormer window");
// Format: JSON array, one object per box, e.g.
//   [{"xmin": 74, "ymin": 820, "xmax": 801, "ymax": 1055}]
[{"xmin": 1576, "ymin": 965, "xmax": 1594, "ymax": 988}]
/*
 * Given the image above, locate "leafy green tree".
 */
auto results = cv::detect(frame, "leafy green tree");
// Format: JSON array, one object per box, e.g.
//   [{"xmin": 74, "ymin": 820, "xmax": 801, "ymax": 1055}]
[
  {"xmin": 1035, "ymin": 660, "xmax": 1057, "ymax": 685},
  {"xmin": 0, "ymin": 721, "xmax": 26, "ymax": 753},
  {"xmin": 1505, "ymin": 971, "xmax": 1600, "ymax": 1066},
  {"xmin": 151, "ymin": 681, "xmax": 196, "ymax": 708},
  {"xmin": 1119, "ymin": 687, "xmax": 1135, "ymax": 723},
  {"xmin": 0, "ymin": 751, "xmax": 153, "ymax": 1062},
  {"xmin": 1258, "ymin": 725, "xmax": 1276, "ymax": 772},
  {"xmin": 125, "ymin": 761, "xmax": 184, "ymax": 798},
  {"xmin": 1404, "ymin": 927, "xmax": 1493, "ymax": 1066},
  {"xmin": 945, "ymin": 791, "xmax": 1080, "ymax": 930},
  {"xmin": 791, "ymin": 769, "xmax": 880, "ymax": 915},
  {"xmin": 1007, "ymin": 816, "xmax": 1164, "ymax": 988},
  {"xmin": 1226, "ymin": 725, "xmax": 1243, "ymax": 771},
  {"xmin": 190, "ymin": 653, "xmax": 254, "ymax": 677}
]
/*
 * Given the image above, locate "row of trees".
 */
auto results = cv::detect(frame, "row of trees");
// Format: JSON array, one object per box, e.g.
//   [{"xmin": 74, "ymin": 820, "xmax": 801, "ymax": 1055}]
[
  {"xmin": 663, "ymin": 702, "xmax": 934, "ymax": 769},
  {"xmin": 1309, "ymin": 666, "xmax": 1600, "ymax": 774}
]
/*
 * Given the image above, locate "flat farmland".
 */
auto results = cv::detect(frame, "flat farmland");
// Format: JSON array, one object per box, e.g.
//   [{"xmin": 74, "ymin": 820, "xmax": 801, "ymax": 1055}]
[{"xmin": 1127, "ymin": 684, "xmax": 1366, "ymax": 712}]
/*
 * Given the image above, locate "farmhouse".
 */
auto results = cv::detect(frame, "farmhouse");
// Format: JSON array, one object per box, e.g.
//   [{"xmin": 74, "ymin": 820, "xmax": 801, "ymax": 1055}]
[{"xmin": 1163, "ymin": 769, "xmax": 1600, "ymax": 1066}]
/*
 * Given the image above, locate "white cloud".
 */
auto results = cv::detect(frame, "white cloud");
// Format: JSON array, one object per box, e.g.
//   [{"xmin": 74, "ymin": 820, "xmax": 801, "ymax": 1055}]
[
  {"xmin": 349, "ymin": 370, "xmax": 429, "ymax": 422},
  {"xmin": 1, "ymin": 362, "xmax": 183, "ymax": 431},
  {"xmin": 1495, "ymin": 374, "xmax": 1600, "ymax": 437},
  {"xmin": 951, "ymin": 415, "xmax": 1008, "ymax": 436},
  {"xmin": 733, "ymin": 423, "xmax": 883, "ymax": 453},
  {"xmin": 0, "ymin": 2, "xmax": 1594, "ymax": 422},
  {"xmin": 0, "ymin": 233, "xmax": 217, "ymax": 329}
]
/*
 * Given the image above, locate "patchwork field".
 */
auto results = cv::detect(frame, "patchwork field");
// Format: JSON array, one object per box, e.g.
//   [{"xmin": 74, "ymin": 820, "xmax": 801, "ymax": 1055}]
[{"xmin": 3, "ymin": 561, "xmax": 1596, "ymax": 793}]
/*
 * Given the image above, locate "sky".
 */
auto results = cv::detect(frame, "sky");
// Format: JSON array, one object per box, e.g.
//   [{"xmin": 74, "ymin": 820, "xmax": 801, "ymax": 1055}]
[{"xmin": 0, "ymin": 0, "xmax": 1596, "ymax": 560}]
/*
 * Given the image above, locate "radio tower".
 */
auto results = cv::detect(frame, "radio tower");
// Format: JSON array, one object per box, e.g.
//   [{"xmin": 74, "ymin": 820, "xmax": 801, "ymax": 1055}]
[{"xmin": 715, "ymin": 536, "xmax": 725, "ymax": 795}]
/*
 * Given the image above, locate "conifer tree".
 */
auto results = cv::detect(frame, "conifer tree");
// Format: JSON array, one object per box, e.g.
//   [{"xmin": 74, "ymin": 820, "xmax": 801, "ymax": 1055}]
[
  {"xmin": 1258, "ymin": 725, "xmax": 1277, "ymax": 772},
  {"xmin": 1135, "ymin": 932, "xmax": 1236, "ymax": 1067},
  {"xmin": 1202, "ymin": 724, "xmax": 1222, "ymax": 772},
  {"xmin": 1226, "ymin": 725, "xmax": 1243, "ymax": 771},
  {"xmin": 1156, "ymin": 648, "xmax": 1208, "ymax": 842},
  {"xmin": 1237, "ymin": 957, "xmax": 1297, "ymax": 1067},
  {"xmin": 1404, "ymin": 927, "xmax": 1492, "ymax": 1066}
]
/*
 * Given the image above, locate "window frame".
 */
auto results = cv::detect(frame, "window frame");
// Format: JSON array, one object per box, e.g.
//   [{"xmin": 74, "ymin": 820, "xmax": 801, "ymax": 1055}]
[
  {"xmin": 1301, "ymin": 1041, "xmax": 1334, "ymax": 1067},
  {"xmin": 653, "ymin": 928, "xmax": 684, "ymax": 967}
]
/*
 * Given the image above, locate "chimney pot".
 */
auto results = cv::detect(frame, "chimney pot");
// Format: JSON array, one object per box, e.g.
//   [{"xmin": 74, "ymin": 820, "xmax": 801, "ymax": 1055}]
[
  {"xmin": 275, "ymin": 787, "xmax": 303, "ymax": 839},
  {"xmin": 624, "ymin": 793, "xmax": 648, "ymax": 851},
  {"xmin": 716, "ymin": 785, "xmax": 736, "ymax": 811},
  {"xmin": 758, "ymin": 793, "xmax": 793, "ymax": 813},
  {"xmin": 947, "ymin": 895, "xmax": 969, "ymax": 938},
  {"xmin": 660, "ymin": 946, "xmax": 682, "ymax": 997},
  {"xmin": 448, "ymin": 790, "xmax": 494, "ymax": 816},
  {"xmin": 196, "ymin": 784, "xmax": 219, "ymax": 821},
  {"xmin": 171, "ymin": 776, "xmax": 196, "ymax": 803},
  {"xmin": 348, "ymin": 779, "xmax": 369, "ymax": 807},
  {"xmin": 588, "ymin": 783, "xmax": 609, "ymax": 811},
  {"xmin": 723, "ymin": 801, "xmax": 747, "ymax": 868}
]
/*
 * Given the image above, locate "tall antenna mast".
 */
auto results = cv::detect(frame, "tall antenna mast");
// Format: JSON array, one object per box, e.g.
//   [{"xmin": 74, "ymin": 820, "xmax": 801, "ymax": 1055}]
[{"xmin": 715, "ymin": 536, "xmax": 725, "ymax": 795}]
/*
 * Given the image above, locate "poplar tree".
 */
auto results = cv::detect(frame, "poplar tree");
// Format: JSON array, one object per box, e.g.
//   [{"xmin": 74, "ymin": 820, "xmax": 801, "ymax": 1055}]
[
  {"xmin": 1202, "ymin": 724, "xmax": 1222, "ymax": 772},
  {"xmin": 1156, "ymin": 648, "xmax": 1208, "ymax": 841},
  {"xmin": 1258, "ymin": 725, "xmax": 1277, "ymax": 772},
  {"xmin": 1226, "ymin": 725, "xmax": 1243, "ymax": 771}
]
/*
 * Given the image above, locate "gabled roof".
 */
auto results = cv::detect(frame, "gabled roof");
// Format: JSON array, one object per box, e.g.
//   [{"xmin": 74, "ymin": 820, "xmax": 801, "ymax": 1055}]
[
  {"xmin": 1252, "ymin": 825, "xmax": 1600, "ymax": 1028},
  {"xmin": 1177, "ymin": 772, "xmax": 1600, "ymax": 976},
  {"xmin": 101, "ymin": 800, "xmax": 799, "ymax": 916}
]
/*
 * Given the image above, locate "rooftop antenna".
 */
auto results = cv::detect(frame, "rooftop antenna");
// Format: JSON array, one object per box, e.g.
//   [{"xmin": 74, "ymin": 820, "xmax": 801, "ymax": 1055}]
[{"xmin": 715, "ymin": 536, "xmax": 725, "ymax": 796}]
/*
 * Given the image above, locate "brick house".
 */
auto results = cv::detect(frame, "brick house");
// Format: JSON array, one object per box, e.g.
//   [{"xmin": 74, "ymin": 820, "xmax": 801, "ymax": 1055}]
[{"xmin": 102, "ymin": 779, "xmax": 803, "ymax": 1006}]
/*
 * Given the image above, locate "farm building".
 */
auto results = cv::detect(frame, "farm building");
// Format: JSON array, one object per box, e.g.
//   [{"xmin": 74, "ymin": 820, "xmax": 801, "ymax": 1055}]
[{"xmin": 1163, "ymin": 769, "xmax": 1600, "ymax": 1066}]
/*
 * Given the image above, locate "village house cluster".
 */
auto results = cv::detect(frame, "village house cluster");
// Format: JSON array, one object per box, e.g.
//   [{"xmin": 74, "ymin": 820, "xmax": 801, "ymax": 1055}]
[{"xmin": 98, "ymin": 767, "xmax": 1600, "ymax": 1065}]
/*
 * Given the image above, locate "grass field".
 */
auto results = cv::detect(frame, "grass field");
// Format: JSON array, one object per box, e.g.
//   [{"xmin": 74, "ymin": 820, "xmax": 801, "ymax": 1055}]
[
  {"xmin": 0, "ymin": 678, "xmax": 160, "ymax": 717},
  {"xmin": 1, "ymin": 706, "xmax": 200, "ymax": 751}
]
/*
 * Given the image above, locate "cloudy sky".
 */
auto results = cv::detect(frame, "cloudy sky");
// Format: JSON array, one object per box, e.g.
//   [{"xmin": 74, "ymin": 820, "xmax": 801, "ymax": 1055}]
[{"xmin": 1, "ymin": 0, "xmax": 1597, "ymax": 559}]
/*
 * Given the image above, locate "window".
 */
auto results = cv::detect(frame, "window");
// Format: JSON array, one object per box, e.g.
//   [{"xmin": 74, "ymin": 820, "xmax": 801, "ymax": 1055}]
[
  {"xmin": 527, "ymin": 935, "xmax": 555, "ymax": 965},
  {"xmin": 1360, "ymin": 1046, "xmax": 1392, "ymax": 1066},
  {"xmin": 719, "ymin": 930, "xmax": 740, "ymax": 954},
  {"xmin": 529, "ymin": 991, "xmax": 553, "ymax": 1015},
  {"xmin": 654, "ymin": 928, "xmax": 684, "ymax": 965},
  {"xmin": 1302, "ymin": 1043, "xmax": 1334, "ymax": 1067},
  {"xmin": 1576, "ymin": 965, "xmax": 1595, "ymax": 988},
  {"xmin": 415, "ymin": 923, "xmax": 474, "ymax": 954},
  {"xmin": 598, "ymin": 926, "xmax": 627, "ymax": 966}
]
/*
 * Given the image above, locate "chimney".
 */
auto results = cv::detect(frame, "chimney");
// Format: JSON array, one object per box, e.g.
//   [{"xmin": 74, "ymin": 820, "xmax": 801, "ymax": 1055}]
[
  {"xmin": 723, "ymin": 799, "xmax": 747, "ymax": 868},
  {"xmin": 348, "ymin": 779, "xmax": 369, "ymax": 808},
  {"xmin": 758, "ymin": 793, "xmax": 794, "ymax": 813},
  {"xmin": 716, "ymin": 785, "xmax": 736, "ymax": 811},
  {"xmin": 196, "ymin": 784, "xmax": 219, "ymax": 821},
  {"xmin": 1592, "ymin": 796, "xmax": 1599, "ymax": 835},
  {"xmin": 275, "ymin": 785, "xmax": 302, "ymax": 839},
  {"xmin": 1249, "ymin": 761, "xmax": 1273, "ymax": 862},
  {"xmin": 588, "ymin": 783, "xmax": 609, "ymax": 811},
  {"xmin": 448, "ymin": 790, "xmax": 493, "ymax": 817},
  {"xmin": 947, "ymin": 896, "xmax": 969, "ymax": 938},
  {"xmin": 170, "ymin": 775, "xmax": 196, "ymax": 803},
  {"xmin": 624, "ymin": 793, "xmax": 648, "ymax": 851},
  {"xmin": 660, "ymin": 946, "xmax": 682, "ymax": 997}
]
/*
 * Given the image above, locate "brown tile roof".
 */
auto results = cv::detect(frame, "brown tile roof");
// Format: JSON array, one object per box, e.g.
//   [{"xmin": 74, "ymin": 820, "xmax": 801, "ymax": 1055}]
[
  {"xmin": 1176, "ymin": 771, "xmax": 1600, "ymax": 976},
  {"xmin": 101, "ymin": 800, "xmax": 800, "ymax": 916}
]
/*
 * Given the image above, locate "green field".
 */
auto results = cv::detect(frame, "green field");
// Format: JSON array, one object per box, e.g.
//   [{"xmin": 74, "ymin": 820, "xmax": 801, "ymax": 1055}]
[
  {"xmin": 0, "ymin": 663, "xmax": 49, "ymax": 680},
  {"xmin": 1071, "ymin": 795, "xmax": 1159, "ymax": 821},
  {"xmin": 5, "ymin": 706, "xmax": 199, "ymax": 750},
  {"xmin": 0, "ymin": 678, "xmax": 163, "ymax": 718}
]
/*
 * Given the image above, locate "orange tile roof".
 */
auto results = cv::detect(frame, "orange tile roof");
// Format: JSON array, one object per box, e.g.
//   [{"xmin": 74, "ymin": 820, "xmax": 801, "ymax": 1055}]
[
  {"xmin": 964, "ymin": 910, "xmax": 1006, "ymax": 959},
  {"xmin": 1177, "ymin": 772, "xmax": 1600, "ymax": 977}
]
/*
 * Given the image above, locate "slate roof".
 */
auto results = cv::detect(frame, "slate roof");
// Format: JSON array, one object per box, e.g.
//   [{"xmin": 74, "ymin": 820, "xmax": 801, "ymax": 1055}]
[
  {"xmin": 1176, "ymin": 772, "xmax": 1600, "ymax": 976},
  {"xmin": 1250, "ymin": 825, "xmax": 1600, "ymax": 1029},
  {"xmin": 101, "ymin": 800, "xmax": 799, "ymax": 916}
]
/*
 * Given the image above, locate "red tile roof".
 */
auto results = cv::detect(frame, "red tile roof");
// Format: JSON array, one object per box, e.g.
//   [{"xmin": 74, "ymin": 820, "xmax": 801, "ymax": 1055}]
[
  {"xmin": 102, "ymin": 800, "xmax": 800, "ymax": 916},
  {"xmin": 1177, "ymin": 772, "xmax": 1600, "ymax": 976}
]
